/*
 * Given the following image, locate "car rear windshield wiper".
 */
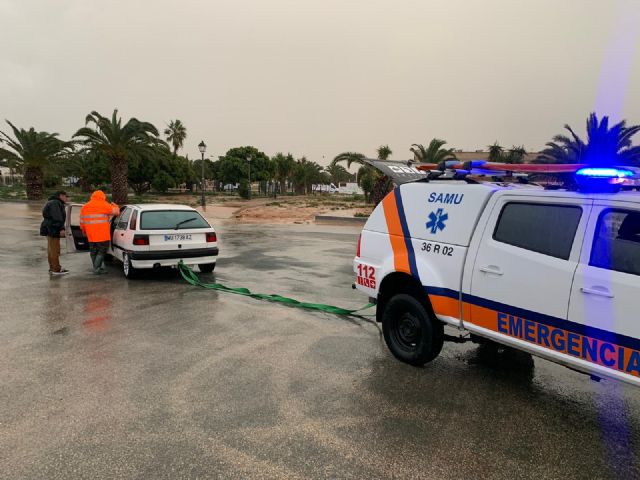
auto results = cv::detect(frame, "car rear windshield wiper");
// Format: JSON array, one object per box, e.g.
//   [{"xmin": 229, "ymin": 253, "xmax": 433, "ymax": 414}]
[{"xmin": 175, "ymin": 218, "xmax": 198, "ymax": 230}]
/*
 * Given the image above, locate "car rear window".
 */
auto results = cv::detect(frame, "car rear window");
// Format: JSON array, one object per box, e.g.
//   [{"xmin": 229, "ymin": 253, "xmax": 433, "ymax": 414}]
[
  {"xmin": 140, "ymin": 210, "xmax": 210, "ymax": 230},
  {"xmin": 493, "ymin": 202, "xmax": 582, "ymax": 260}
]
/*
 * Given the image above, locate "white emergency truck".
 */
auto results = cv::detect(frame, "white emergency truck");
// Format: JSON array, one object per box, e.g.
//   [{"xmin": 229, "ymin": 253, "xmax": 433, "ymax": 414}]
[{"xmin": 353, "ymin": 161, "xmax": 640, "ymax": 387}]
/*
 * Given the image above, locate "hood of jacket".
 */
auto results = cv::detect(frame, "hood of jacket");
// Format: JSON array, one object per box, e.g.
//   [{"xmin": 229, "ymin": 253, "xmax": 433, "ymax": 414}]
[
  {"xmin": 48, "ymin": 194, "xmax": 63, "ymax": 202},
  {"xmin": 90, "ymin": 190, "xmax": 107, "ymax": 202}
]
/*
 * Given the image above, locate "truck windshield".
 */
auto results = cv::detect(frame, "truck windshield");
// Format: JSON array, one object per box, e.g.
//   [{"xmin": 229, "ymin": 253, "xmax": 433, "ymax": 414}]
[{"xmin": 140, "ymin": 211, "xmax": 210, "ymax": 230}]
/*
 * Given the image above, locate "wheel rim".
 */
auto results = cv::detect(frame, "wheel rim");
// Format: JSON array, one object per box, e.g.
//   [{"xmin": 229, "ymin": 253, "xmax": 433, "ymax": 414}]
[
  {"xmin": 123, "ymin": 254, "xmax": 129, "ymax": 276},
  {"xmin": 393, "ymin": 312, "xmax": 422, "ymax": 350}
]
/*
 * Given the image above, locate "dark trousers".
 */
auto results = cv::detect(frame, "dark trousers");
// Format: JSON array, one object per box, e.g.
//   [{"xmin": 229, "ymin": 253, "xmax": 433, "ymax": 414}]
[
  {"xmin": 89, "ymin": 241, "xmax": 110, "ymax": 270},
  {"xmin": 89, "ymin": 241, "xmax": 109, "ymax": 256}
]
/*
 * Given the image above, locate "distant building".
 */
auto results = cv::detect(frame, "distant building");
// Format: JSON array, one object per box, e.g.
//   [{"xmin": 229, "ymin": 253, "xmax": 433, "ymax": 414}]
[{"xmin": 0, "ymin": 166, "xmax": 22, "ymax": 185}]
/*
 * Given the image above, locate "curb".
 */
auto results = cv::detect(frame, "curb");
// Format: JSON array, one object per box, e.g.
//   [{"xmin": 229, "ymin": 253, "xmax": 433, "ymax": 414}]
[{"xmin": 314, "ymin": 215, "xmax": 368, "ymax": 225}]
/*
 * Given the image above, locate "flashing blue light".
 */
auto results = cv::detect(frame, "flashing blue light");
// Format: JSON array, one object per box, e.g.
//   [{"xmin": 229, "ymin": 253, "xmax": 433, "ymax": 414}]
[{"xmin": 575, "ymin": 167, "xmax": 634, "ymax": 178}]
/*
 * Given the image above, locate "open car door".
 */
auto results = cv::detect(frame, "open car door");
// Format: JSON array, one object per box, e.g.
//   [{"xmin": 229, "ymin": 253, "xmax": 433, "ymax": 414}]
[{"xmin": 65, "ymin": 203, "xmax": 89, "ymax": 252}]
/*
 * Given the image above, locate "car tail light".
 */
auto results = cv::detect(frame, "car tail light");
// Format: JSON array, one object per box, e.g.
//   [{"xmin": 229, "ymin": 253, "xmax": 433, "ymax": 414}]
[
  {"xmin": 356, "ymin": 234, "xmax": 362, "ymax": 257},
  {"xmin": 206, "ymin": 232, "xmax": 217, "ymax": 243},
  {"xmin": 133, "ymin": 234, "xmax": 149, "ymax": 246}
]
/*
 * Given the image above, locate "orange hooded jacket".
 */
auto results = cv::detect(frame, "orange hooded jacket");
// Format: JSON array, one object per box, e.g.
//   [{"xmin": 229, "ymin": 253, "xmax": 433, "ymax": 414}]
[{"xmin": 79, "ymin": 191, "xmax": 120, "ymax": 243}]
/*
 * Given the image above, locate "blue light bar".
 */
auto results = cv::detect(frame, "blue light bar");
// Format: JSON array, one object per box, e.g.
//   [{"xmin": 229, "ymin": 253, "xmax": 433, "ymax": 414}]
[{"xmin": 575, "ymin": 167, "xmax": 634, "ymax": 178}]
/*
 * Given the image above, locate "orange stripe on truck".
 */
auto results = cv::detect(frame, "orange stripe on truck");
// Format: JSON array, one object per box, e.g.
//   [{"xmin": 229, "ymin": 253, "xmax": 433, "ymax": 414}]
[
  {"xmin": 429, "ymin": 294, "xmax": 459, "ymax": 318},
  {"xmin": 382, "ymin": 193, "xmax": 411, "ymax": 274}
]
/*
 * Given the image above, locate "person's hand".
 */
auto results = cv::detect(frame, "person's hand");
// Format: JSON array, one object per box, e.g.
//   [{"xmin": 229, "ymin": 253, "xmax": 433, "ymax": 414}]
[{"xmin": 59, "ymin": 230, "xmax": 66, "ymax": 238}]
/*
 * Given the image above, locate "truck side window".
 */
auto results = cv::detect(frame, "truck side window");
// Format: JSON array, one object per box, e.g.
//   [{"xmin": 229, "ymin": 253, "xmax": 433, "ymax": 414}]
[
  {"xmin": 493, "ymin": 203, "xmax": 582, "ymax": 260},
  {"xmin": 590, "ymin": 209, "xmax": 640, "ymax": 276}
]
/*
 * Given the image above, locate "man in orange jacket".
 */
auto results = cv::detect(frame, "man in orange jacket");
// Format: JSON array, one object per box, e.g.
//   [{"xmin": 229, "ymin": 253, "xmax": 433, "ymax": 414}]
[{"xmin": 80, "ymin": 190, "xmax": 120, "ymax": 274}]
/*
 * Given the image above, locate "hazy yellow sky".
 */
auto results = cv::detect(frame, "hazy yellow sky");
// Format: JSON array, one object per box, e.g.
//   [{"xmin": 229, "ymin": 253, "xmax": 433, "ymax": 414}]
[{"xmin": 1, "ymin": 0, "xmax": 639, "ymax": 164}]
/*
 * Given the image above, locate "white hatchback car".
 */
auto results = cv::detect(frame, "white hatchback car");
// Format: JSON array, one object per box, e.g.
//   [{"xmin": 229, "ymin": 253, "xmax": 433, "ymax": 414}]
[{"xmin": 65, "ymin": 203, "xmax": 219, "ymax": 278}]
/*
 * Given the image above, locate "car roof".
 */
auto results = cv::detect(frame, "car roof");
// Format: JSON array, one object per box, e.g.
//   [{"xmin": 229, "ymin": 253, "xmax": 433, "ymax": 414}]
[{"xmin": 128, "ymin": 203, "xmax": 197, "ymax": 211}]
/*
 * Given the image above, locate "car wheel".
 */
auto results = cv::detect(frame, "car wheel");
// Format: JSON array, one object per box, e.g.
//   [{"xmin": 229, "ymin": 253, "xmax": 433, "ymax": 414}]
[
  {"xmin": 122, "ymin": 252, "xmax": 138, "ymax": 279},
  {"xmin": 382, "ymin": 293, "xmax": 444, "ymax": 366},
  {"xmin": 199, "ymin": 263, "xmax": 216, "ymax": 273}
]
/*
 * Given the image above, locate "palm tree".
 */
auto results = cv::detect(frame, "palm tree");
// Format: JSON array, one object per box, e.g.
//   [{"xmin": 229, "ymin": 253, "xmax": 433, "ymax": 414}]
[
  {"xmin": 536, "ymin": 126, "xmax": 586, "ymax": 164},
  {"xmin": 325, "ymin": 163, "xmax": 350, "ymax": 184},
  {"xmin": 164, "ymin": 119, "xmax": 187, "ymax": 156},
  {"xmin": 410, "ymin": 139, "xmax": 456, "ymax": 164},
  {"xmin": 60, "ymin": 150, "xmax": 109, "ymax": 192},
  {"xmin": 503, "ymin": 145, "xmax": 527, "ymax": 164},
  {"xmin": 487, "ymin": 142, "xmax": 504, "ymax": 162},
  {"xmin": 331, "ymin": 151, "xmax": 366, "ymax": 169},
  {"xmin": 537, "ymin": 113, "xmax": 640, "ymax": 165},
  {"xmin": 377, "ymin": 145, "xmax": 392, "ymax": 161},
  {"xmin": 0, "ymin": 121, "xmax": 74, "ymax": 200},
  {"xmin": 332, "ymin": 149, "xmax": 398, "ymax": 205},
  {"xmin": 273, "ymin": 152, "xmax": 296, "ymax": 194},
  {"xmin": 293, "ymin": 157, "xmax": 323, "ymax": 195},
  {"xmin": 73, "ymin": 109, "xmax": 161, "ymax": 205}
]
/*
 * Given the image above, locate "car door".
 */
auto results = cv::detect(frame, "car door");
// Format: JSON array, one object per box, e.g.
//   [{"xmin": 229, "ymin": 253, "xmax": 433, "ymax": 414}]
[
  {"xmin": 467, "ymin": 195, "xmax": 591, "ymax": 344},
  {"xmin": 568, "ymin": 203, "xmax": 640, "ymax": 381},
  {"xmin": 64, "ymin": 203, "xmax": 89, "ymax": 252},
  {"xmin": 111, "ymin": 207, "xmax": 132, "ymax": 261}
]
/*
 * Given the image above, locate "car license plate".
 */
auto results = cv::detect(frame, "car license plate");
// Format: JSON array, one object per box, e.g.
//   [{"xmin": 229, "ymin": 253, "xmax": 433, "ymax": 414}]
[{"xmin": 164, "ymin": 234, "xmax": 192, "ymax": 241}]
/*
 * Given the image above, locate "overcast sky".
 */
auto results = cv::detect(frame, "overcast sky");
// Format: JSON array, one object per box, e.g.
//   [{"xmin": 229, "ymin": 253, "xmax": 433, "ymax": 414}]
[{"xmin": 1, "ymin": 0, "xmax": 639, "ymax": 165}]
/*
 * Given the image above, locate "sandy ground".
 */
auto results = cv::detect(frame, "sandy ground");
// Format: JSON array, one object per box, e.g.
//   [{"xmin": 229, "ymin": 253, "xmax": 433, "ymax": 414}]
[{"xmin": 195, "ymin": 197, "xmax": 372, "ymax": 225}]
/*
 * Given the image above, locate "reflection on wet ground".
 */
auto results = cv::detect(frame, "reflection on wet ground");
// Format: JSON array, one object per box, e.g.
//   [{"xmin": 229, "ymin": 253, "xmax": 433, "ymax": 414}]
[{"xmin": 0, "ymin": 202, "xmax": 638, "ymax": 479}]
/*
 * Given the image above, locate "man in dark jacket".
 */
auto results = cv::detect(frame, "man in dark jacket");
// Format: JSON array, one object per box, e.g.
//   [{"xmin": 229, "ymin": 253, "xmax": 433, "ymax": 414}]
[{"xmin": 40, "ymin": 191, "xmax": 69, "ymax": 275}]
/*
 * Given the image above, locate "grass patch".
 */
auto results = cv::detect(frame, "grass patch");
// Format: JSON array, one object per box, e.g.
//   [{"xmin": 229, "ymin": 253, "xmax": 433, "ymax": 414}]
[{"xmin": 0, "ymin": 184, "xmax": 27, "ymax": 200}]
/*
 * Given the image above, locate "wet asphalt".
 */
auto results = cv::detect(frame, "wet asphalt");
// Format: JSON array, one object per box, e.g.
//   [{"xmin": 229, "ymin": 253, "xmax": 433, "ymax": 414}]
[{"xmin": 1, "ymin": 202, "xmax": 639, "ymax": 480}]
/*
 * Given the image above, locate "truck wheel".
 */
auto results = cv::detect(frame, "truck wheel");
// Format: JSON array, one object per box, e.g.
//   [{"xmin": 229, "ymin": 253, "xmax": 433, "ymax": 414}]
[
  {"xmin": 122, "ymin": 252, "xmax": 138, "ymax": 279},
  {"xmin": 199, "ymin": 263, "xmax": 216, "ymax": 273},
  {"xmin": 382, "ymin": 294, "xmax": 444, "ymax": 366}
]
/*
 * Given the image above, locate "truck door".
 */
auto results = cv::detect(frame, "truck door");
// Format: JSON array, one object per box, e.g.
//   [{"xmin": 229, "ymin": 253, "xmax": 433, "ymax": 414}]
[
  {"xmin": 568, "ymin": 203, "xmax": 640, "ymax": 381},
  {"xmin": 467, "ymin": 196, "xmax": 590, "ymax": 343},
  {"xmin": 64, "ymin": 203, "xmax": 89, "ymax": 252}
]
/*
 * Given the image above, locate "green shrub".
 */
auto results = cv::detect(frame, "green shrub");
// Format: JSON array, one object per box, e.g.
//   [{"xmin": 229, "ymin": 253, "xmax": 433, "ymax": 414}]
[
  {"xmin": 151, "ymin": 171, "xmax": 175, "ymax": 193},
  {"xmin": 238, "ymin": 180, "xmax": 250, "ymax": 199}
]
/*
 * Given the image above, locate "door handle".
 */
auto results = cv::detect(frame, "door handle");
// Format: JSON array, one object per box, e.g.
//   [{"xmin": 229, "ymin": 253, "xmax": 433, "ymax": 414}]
[
  {"xmin": 479, "ymin": 265, "xmax": 503, "ymax": 276},
  {"xmin": 580, "ymin": 287, "xmax": 614, "ymax": 298}
]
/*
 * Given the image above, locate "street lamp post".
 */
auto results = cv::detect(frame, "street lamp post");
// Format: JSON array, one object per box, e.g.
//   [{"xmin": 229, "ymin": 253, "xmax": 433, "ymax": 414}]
[
  {"xmin": 198, "ymin": 140, "xmax": 207, "ymax": 211},
  {"xmin": 247, "ymin": 155, "xmax": 252, "ymax": 200}
]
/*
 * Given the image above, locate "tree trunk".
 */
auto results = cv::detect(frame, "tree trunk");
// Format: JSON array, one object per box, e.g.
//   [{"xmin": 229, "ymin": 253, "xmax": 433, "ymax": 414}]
[
  {"xmin": 79, "ymin": 177, "xmax": 91, "ymax": 193},
  {"xmin": 24, "ymin": 166, "xmax": 44, "ymax": 200},
  {"xmin": 111, "ymin": 155, "xmax": 129, "ymax": 205}
]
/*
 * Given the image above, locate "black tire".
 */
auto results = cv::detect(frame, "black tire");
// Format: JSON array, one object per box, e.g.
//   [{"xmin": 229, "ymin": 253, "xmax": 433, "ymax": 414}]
[
  {"xmin": 382, "ymin": 294, "xmax": 444, "ymax": 366},
  {"xmin": 199, "ymin": 263, "xmax": 216, "ymax": 273},
  {"xmin": 122, "ymin": 252, "xmax": 138, "ymax": 279}
]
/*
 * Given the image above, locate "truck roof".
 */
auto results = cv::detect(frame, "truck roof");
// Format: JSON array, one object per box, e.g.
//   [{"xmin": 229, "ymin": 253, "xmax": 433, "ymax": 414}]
[
  {"xmin": 429, "ymin": 179, "xmax": 640, "ymax": 203},
  {"xmin": 364, "ymin": 180, "xmax": 640, "ymax": 248}
]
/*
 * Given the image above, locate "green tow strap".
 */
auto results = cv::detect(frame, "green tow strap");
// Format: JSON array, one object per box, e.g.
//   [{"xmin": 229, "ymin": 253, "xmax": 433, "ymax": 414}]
[{"xmin": 178, "ymin": 262, "xmax": 375, "ymax": 316}]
